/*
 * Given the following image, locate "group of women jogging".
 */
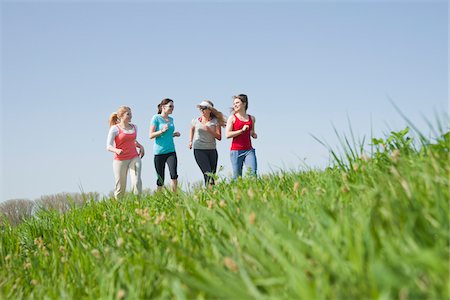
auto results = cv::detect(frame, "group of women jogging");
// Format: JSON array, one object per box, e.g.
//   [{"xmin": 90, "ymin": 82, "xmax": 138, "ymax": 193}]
[{"xmin": 106, "ymin": 94, "xmax": 258, "ymax": 198}]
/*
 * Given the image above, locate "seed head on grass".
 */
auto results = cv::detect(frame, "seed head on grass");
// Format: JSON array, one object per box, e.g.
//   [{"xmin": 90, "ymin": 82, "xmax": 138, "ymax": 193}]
[
  {"xmin": 34, "ymin": 237, "xmax": 44, "ymax": 248},
  {"xmin": 247, "ymin": 188, "xmax": 255, "ymax": 199},
  {"xmin": 341, "ymin": 185, "xmax": 350, "ymax": 193},
  {"xmin": 34, "ymin": 237, "xmax": 49, "ymax": 256},
  {"xmin": 155, "ymin": 212, "xmax": 166, "ymax": 225},
  {"xmin": 301, "ymin": 188, "xmax": 308, "ymax": 196},
  {"xmin": 117, "ymin": 289, "xmax": 126, "ymax": 299},
  {"xmin": 248, "ymin": 212, "xmax": 256, "ymax": 225},
  {"xmin": 116, "ymin": 237, "xmax": 124, "ymax": 247},
  {"xmin": 360, "ymin": 153, "xmax": 370, "ymax": 161},
  {"xmin": 223, "ymin": 257, "xmax": 238, "ymax": 273},
  {"xmin": 391, "ymin": 149, "xmax": 400, "ymax": 162},
  {"xmin": 135, "ymin": 207, "xmax": 151, "ymax": 223},
  {"xmin": 231, "ymin": 236, "xmax": 240, "ymax": 248},
  {"xmin": 91, "ymin": 249, "xmax": 101, "ymax": 259},
  {"xmin": 63, "ymin": 229, "xmax": 69, "ymax": 241},
  {"xmin": 315, "ymin": 187, "xmax": 326, "ymax": 195},
  {"xmin": 390, "ymin": 166, "xmax": 400, "ymax": 177},
  {"xmin": 207, "ymin": 201, "xmax": 214, "ymax": 209},
  {"xmin": 293, "ymin": 182, "xmax": 300, "ymax": 192},
  {"xmin": 341, "ymin": 172, "xmax": 348, "ymax": 182},
  {"xmin": 400, "ymin": 179, "xmax": 412, "ymax": 198}
]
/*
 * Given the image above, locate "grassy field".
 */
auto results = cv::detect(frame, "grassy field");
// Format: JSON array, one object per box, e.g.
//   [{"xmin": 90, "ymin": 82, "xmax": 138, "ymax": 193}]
[{"xmin": 0, "ymin": 128, "xmax": 448, "ymax": 299}]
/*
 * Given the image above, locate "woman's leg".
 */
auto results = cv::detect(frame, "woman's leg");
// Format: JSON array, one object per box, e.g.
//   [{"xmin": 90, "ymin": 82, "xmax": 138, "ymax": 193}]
[
  {"xmin": 154, "ymin": 154, "xmax": 166, "ymax": 189},
  {"xmin": 194, "ymin": 149, "xmax": 213, "ymax": 185},
  {"xmin": 166, "ymin": 152, "xmax": 178, "ymax": 192},
  {"xmin": 230, "ymin": 150, "xmax": 245, "ymax": 179},
  {"xmin": 129, "ymin": 156, "xmax": 142, "ymax": 195},
  {"xmin": 209, "ymin": 149, "xmax": 218, "ymax": 185},
  {"xmin": 113, "ymin": 159, "xmax": 130, "ymax": 199},
  {"xmin": 244, "ymin": 149, "xmax": 258, "ymax": 177}
]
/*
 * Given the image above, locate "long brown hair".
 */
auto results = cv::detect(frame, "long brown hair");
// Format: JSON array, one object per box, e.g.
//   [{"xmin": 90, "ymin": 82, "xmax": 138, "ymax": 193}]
[
  {"xmin": 109, "ymin": 106, "xmax": 131, "ymax": 127},
  {"xmin": 203, "ymin": 100, "xmax": 226, "ymax": 127},
  {"xmin": 157, "ymin": 98, "xmax": 174, "ymax": 114},
  {"xmin": 231, "ymin": 94, "xmax": 249, "ymax": 112}
]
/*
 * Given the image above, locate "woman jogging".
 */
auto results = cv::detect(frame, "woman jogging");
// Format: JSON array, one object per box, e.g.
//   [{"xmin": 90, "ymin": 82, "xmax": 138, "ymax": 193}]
[
  {"xmin": 189, "ymin": 100, "xmax": 226, "ymax": 186},
  {"xmin": 149, "ymin": 98, "xmax": 181, "ymax": 192},
  {"xmin": 107, "ymin": 106, "xmax": 144, "ymax": 199},
  {"xmin": 225, "ymin": 94, "xmax": 258, "ymax": 179}
]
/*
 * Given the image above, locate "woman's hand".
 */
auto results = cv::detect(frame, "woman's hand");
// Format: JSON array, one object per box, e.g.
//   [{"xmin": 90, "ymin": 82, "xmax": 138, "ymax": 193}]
[
  {"xmin": 242, "ymin": 125, "xmax": 250, "ymax": 132},
  {"xmin": 173, "ymin": 131, "xmax": 181, "ymax": 137},
  {"xmin": 115, "ymin": 149, "xmax": 123, "ymax": 155},
  {"xmin": 138, "ymin": 146, "xmax": 145, "ymax": 158},
  {"xmin": 251, "ymin": 132, "xmax": 258, "ymax": 139},
  {"xmin": 188, "ymin": 141, "xmax": 193, "ymax": 149}
]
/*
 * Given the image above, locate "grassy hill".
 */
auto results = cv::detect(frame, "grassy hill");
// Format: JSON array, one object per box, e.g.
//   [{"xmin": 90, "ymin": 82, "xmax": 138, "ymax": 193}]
[{"xmin": 0, "ymin": 129, "xmax": 448, "ymax": 299}]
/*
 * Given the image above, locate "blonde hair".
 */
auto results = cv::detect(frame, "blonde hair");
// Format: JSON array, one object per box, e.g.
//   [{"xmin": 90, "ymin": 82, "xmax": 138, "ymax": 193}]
[
  {"xmin": 203, "ymin": 100, "xmax": 226, "ymax": 127},
  {"xmin": 109, "ymin": 106, "xmax": 131, "ymax": 127}
]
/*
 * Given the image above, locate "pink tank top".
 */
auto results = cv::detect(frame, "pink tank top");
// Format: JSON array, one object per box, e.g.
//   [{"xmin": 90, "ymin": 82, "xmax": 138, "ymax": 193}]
[
  {"xmin": 114, "ymin": 125, "xmax": 139, "ymax": 160},
  {"xmin": 231, "ymin": 114, "xmax": 253, "ymax": 150}
]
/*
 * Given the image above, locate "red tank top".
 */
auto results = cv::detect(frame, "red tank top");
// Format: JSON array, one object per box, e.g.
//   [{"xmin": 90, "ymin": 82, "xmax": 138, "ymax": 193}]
[
  {"xmin": 231, "ymin": 114, "xmax": 253, "ymax": 150},
  {"xmin": 114, "ymin": 125, "xmax": 139, "ymax": 160}
]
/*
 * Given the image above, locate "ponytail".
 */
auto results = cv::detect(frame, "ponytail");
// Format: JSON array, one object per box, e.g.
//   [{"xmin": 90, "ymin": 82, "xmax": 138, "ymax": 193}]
[
  {"xmin": 157, "ymin": 104, "xmax": 162, "ymax": 114},
  {"xmin": 109, "ymin": 106, "xmax": 131, "ymax": 127},
  {"xmin": 109, "ymin": 113, "xmax": 119, "ymax": 127}
]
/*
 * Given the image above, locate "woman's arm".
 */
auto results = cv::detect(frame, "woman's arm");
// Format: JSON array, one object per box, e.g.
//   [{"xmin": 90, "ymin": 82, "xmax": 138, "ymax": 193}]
[
  {"xmin": 149, "ymin": 124, "xmax": 168, "ymax": 139},
  {"xmin": 106, "ymin": 127, "xmax": 123, "ymax": 155},
  {"xmin": 226, "ymin": 115, "xmax": 241, "ymax": 139},
  {"xmin": 205, "ymin": 125, "xmax": 221, "ymax": 140},
  {"xmin": 214, "ymin": 125, "xmax": 222, "ymax": 141},
  {"xmin": 107, "ymin": 145, "xmax": 122, "ymax": 155},
  {"xmin": 250, "ymin": 116, "xmax": 257, "ymax": 139},
  {"xmin": 188, "ymin": 125, "xmax": 195, "ymax": 149},
  {"xmin": 135, "ymin": 140, "xmax": 145, "ymax": 158}
]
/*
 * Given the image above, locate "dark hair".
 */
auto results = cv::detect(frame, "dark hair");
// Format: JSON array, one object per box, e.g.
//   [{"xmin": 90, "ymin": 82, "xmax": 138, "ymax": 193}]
[
  {"xmin": 234, "ymin": 94, "xmax": 248, "ymax": 111},
  {"xmin": 157, "ymin": 98, "xmax": 174, "ymax": 114}
]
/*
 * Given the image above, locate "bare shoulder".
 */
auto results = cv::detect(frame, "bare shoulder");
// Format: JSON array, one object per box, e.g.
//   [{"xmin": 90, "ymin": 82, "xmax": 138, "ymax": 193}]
[{"xmin": 227, "ymin": 115, "xmax": 235, "ymax": 124}]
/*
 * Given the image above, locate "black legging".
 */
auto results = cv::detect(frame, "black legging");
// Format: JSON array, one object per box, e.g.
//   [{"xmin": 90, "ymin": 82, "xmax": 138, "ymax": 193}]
[
  {"xmin": 194, "ymin": 149, "xmax": 218, "ymax": 185},
  {"xmin": 154, "ymin": 152, "xmax": 178, "ymax": 186}
]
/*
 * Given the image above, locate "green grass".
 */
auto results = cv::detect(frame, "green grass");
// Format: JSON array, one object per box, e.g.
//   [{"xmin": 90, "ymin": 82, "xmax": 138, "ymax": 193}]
[{"xmin": 0, "ymin": 129, "xmax": 448, "ymax": 299}]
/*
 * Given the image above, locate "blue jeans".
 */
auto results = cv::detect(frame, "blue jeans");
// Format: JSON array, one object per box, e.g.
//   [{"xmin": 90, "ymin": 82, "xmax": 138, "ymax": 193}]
[{"xmin": 230, "ymin": 149, "xmax": 257, "ymax": 179}]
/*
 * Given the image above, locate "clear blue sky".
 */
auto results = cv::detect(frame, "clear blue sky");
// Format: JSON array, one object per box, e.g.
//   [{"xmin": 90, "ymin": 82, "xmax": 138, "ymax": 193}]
[{"xmin": 1, "ymin": 0, "xmax": 447, "ymax": 201}]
